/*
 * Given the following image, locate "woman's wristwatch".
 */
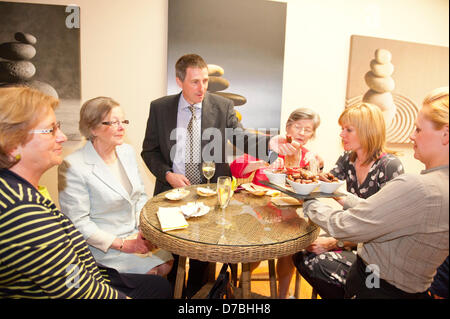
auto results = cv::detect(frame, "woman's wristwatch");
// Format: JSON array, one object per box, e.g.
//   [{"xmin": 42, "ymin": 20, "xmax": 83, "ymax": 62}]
[{"xmin": 118, "ymin": 238, "xmax": 125, "ymax": 251}]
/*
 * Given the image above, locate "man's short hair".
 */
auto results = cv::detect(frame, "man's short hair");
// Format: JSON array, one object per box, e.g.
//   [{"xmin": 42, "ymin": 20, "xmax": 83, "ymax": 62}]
[{"xmin": 175, "ymin": 54, "xmax": 208, "ymax": 81}]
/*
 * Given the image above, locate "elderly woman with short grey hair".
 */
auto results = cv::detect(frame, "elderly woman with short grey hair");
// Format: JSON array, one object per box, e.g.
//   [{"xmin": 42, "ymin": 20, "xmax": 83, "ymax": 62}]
[{"xmin": 58, "ymin": 96, "xmax": 173, "ymax": 276}]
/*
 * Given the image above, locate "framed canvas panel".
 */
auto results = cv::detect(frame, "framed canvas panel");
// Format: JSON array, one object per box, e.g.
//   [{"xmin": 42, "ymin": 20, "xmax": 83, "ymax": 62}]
[
  {"xmin": 346, "ymin": 35, "xmax": 448, "ymax": 144},
  {"xmin": 0, "ymin": 1, "xmax": 81, "ymax": 140}
]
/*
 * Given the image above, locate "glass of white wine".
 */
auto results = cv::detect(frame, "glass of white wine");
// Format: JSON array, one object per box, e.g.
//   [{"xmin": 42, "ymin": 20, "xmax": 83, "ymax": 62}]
[
  {"xmin": 216, "ymin": 176, "xmax": 232, "ymax": 226},
  {"xmin": 202, "ymin": 161, "xmax": 216, "ymax": 187}
]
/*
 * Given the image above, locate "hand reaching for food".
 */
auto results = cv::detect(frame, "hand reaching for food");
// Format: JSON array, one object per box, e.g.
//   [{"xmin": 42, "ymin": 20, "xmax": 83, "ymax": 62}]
[
  {"xmin": 318, "ymin": 172, "xmax": 339, "ymax": 182},
  {"xmin": 242, "ymin": 160, "xmax": 269, "ymax": 175},
  {"xmin": 268, "ymin": 135, "xmax": 301, "ymax": 156}
]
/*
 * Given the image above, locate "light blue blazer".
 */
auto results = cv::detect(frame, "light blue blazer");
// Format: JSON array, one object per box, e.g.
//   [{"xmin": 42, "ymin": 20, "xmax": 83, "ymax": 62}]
[{"xmin": 58, "ymin": 141, "xmax": 172, "ymax": 273}]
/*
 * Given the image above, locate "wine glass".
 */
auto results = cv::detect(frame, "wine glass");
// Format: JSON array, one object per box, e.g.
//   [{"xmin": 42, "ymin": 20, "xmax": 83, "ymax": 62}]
[
  {"xmin": 216, "ymin": 176, "xmax": 232, "ymax": 226},
  {"xmin": 305, "ymin": 152, "xmax": 320, "ymax": 175},
  {"xmin": 202, "ymin": 161, "xmax": 216, "ymax": 187}
]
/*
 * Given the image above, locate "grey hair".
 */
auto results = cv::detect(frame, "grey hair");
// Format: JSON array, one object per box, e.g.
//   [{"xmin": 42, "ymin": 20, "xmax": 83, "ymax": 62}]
[{"xmin": 286, "ymin": 107, "xmax": 321, "ymax": 138}]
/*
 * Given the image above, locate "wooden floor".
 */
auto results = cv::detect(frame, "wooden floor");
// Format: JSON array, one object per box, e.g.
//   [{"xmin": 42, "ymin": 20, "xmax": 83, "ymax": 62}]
[
  {"xmin": 248, "ymin": 261, "xmax": 319, "ymax": 299},
  {"xmin": 189, "ymin": 260, "xmax": 321, "ymax": 299}
]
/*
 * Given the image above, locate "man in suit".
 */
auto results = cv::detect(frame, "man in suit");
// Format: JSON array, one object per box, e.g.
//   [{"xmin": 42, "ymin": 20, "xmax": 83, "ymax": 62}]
[{"xmin": 141, "ymin": 53, "xmax": 296, "ymax": 297}]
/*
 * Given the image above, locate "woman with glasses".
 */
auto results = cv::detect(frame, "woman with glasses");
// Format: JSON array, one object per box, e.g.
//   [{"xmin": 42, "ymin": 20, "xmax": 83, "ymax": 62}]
[
  {"xmin": 229, "ymin": 107, "xmax": 321, "ymax": 298},
  {"xmin": 230, "ymin": 107, "xmax": 322, "ymax": 186},
  {"xmin": 58, "ymin": 96, "xmax": 173, "ymax": 276},
  {"xmin": 293, "ymin": 102, "xmax": 404, "ymax": 299},
  {"xmin": 0, "ymin": 87, "xmax": 171, "ymax": 298}
]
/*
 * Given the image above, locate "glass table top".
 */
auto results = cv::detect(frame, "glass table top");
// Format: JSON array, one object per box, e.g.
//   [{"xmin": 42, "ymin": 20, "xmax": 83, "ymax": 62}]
[{"xmin": 141, "ymin": 184, "xmax": 318, "ymax": 247}]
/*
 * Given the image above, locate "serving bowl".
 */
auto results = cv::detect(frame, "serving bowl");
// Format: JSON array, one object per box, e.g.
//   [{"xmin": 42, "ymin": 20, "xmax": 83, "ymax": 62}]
[
  {"xmin": 263, "ymin": 169, "xmax": 286, "ymax": 185},
  {"xmin": 319, "ymin": 180, "xmax": 345, "ymax": 193},
  {"xmin": 287, "ymin": 178, "xmax": 319, "ymax": 195}
]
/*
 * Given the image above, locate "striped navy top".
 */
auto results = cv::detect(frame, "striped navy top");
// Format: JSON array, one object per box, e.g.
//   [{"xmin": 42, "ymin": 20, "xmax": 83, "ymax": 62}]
[{"xmin": 0, "ymin": 169, "xmax": 124, "ymax": 299}]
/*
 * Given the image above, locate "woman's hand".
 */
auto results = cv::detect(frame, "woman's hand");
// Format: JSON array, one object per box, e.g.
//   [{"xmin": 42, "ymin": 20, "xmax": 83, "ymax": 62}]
[
  {"xmin": 333, "ymin": 196, "xmax": 346, "ymax": 206},
  {"xmin": 242, "ymin": 160, "xmax": 269, "ymax": 175},
  {"xmin": 113, "ymin": 234, "xmax": 150, "ymax": 254},
  {"xmin": 138, "ymin": 230, "xmax": 158, "ymax": 251},
  {"xmin": 305, "ymin": 237, "xmax": 338, "ymax": 254},
  {"xmin": 268, "ymin": 135, "xmax": 300, "ymax": 156},
  {"xmin": 315, "ymin": 154, "xmax": 324, "ymax": 170}
]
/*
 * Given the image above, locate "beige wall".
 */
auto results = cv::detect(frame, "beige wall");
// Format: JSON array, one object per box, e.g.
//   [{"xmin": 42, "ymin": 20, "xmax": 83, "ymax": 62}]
[{"xmin": 3, "ymin": 0, "xmax": 449, "ymax": 205}]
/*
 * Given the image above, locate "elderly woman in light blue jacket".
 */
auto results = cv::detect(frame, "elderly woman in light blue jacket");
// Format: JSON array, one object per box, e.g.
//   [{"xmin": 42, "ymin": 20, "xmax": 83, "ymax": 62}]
[{"xmin": 58, "ymin": 97, "xmax": 173, "ymax": 275}]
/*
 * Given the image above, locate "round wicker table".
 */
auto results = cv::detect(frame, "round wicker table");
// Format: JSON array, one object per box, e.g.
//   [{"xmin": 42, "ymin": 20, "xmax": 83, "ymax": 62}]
[{"xmin": 140, "ymin": 184, "xmax": 320, "ymax": 298}]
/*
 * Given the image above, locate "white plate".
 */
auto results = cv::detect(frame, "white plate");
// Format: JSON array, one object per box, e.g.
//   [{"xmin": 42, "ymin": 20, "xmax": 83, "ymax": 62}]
[
  {"xmin": 196, "ymin": 187, "xmax": 217, "ymax": 197},
  {"xmin": 241, "ymin": 183, "xmax": 269, "ymax": 196},
  {"xmin": 165, "ymin": 188, "xmax": 190, "ymax": 201},
  {"xmin": 180, "ymin": 202, "xmax": 210, "ymax": 218}
]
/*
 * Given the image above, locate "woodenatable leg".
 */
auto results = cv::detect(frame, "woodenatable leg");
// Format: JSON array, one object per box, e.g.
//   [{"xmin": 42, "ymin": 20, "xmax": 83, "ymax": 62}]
[
  {"xmin": 174, "ymin": 256, "xmax": 187, "ymax": 299},
  {"xmin": 268, "ymin": 259, "xmax": 277, "ymax": 298},
  {"xmin": 241, "ymin": 263, "xmax": 251, "ymax": 299},
  {"xmin": 294, "ymin": 271, "xmax": 301, "ymax": 299}
]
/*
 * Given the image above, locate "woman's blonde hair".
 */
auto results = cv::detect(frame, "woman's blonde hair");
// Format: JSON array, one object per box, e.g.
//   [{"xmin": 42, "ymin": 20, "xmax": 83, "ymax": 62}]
[
  {"xmin": 339, "ymin": 102, "xmax": 392, "ymax": 165},
  {"xmin": 79, "ymin": 97, "xmax": 120, "ymax": 140},
  {"xmin": 422, "ymin": 86, "xmax": 449, "ymax": 129},
  {"xmin": 0, "ymin": 86, "xmax": 58, "ymax": 169}
]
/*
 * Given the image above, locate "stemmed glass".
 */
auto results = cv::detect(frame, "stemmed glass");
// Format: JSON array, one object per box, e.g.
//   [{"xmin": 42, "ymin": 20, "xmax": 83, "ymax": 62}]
[
  {"xmin": 216, "ymin": 176, "xmax": 232, "ymax": 226},
  {"xmin": 202, "ymin": 161, "xmax": 216, "ymax": 187},
  {"xmin": 305, "ymin": 152, "xmax": 320, "ymax": 175}
]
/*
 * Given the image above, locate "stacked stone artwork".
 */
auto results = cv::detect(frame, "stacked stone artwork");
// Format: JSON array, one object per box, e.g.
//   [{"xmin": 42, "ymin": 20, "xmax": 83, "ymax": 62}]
[
  {"xmin": 0, "ymin": 32, "xmax": 58, "ymax": 98},
  {"xmin": 207, "ymin": 64, "xmax": 247, "ymax": 122},
  {"xmin": 362, "ymin": 48, "xmax": 396, "ymax": 126}
]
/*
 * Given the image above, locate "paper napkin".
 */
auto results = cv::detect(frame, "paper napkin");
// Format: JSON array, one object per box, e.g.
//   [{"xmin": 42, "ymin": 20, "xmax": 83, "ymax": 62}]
[
  {"xmin": 271, "ymin": 196, "xmax": 303, "ymax": 206},
  {"xmin": 157, "ymin": 207, "xmax": 189, "ymax": 232}
]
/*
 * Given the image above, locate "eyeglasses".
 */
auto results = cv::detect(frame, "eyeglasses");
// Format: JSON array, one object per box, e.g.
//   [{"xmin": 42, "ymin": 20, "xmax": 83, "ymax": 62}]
[
  {"xmin": 30, "ymin": 121, "xmax": 61, "ymax": 136},
  {"xmin": 101, "ymin": 120, "xmax": 129, "ymax": 127},
  {"xmin": 292, "ymin": 124, "xmax": 314, "ymax": 135}
]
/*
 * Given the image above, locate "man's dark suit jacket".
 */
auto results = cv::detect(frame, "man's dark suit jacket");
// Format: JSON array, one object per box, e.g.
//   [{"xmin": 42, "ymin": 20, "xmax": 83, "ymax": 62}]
[{"xmin": 142, "ymin": 92, "xmax": 270, "ymax": 195}]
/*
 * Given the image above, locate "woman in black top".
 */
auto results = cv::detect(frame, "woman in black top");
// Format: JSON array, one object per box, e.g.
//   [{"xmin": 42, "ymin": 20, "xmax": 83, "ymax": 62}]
[
  {"xmin": 0, "ymin": 86, "xmax": 171, "ymax": 299},
  {"xmin": 293, "ymin": 102, "xmax": 404, "ymax": 299}
]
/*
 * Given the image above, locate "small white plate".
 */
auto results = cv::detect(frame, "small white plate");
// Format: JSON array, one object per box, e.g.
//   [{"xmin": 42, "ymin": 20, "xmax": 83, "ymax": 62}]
[
  {"xmin": 180, "ymin": 202, "xmax": 210, "ymax": 218},
  {"xmin": 241, "ymin": 183, "xmax": 268, "ymax": 196},
  {"xmin": 165, "ymin": 188, "xmax": 190, "ymax": 201},
  {"xmin": 196, "ymin": 187, "xmax": 217, "ymax": 197}
]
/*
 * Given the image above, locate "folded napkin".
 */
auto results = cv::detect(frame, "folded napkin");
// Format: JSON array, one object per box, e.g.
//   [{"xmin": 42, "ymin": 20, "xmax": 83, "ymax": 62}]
[
  {"xmin": 271, "ymin": 196, "xmax": 303, "ymax": 206},
  {"xmin": 157, "ymin": 207, "xmax": 188, "ymax": 232},
  {"xmin": 265, "ymin": 189, "xmax": 281, "ymax": 197}
]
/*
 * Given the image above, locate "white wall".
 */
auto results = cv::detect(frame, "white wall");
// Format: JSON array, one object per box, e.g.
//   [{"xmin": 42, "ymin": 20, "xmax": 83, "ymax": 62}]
[
  {"xmin": 279, "ymin": 0, "xmax": 449, "ymax": 175},
  {"xmin": 3, "ymin": 0, "xmax": 449, "ymax": 204},
  {"xmin": 3, "ymin": 0, "xmax": 168, "ymax": 205}
]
